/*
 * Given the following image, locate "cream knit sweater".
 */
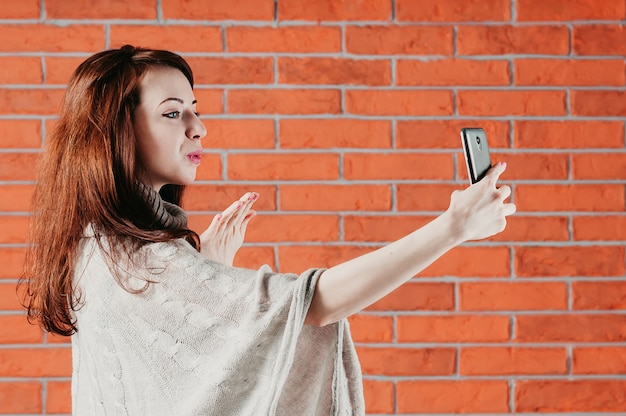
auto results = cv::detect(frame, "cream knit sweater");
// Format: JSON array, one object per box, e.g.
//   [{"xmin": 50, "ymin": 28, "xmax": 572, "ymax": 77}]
[{"xmin": 71, "ymin": 231, "xmax": 364, "ymax": 415}]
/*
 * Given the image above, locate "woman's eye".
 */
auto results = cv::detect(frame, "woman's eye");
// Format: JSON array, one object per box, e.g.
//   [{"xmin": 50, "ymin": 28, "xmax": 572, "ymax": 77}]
[{"xmin": 163, "ymin": 111, "xmax": 180, "ymax": 119}]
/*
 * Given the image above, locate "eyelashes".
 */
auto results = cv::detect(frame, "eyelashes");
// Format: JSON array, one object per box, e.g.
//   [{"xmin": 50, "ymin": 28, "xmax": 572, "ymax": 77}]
[
  {"xmin": 163, "ymin": 111, "xmax": 180, "ymax": 119},
  {"xmin": 162, "ymin": 111, "xmax": 201, "ymax": 119}
]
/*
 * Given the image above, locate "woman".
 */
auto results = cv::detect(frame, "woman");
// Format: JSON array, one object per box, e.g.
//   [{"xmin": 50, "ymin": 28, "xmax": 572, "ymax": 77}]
[{"xmin": 21, "ymin": 45, "xmax": 515, "ymax": 415}]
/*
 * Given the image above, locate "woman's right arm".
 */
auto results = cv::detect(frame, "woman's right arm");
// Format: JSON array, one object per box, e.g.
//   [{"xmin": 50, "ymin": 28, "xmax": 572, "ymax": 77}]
[{"xmin": 305, "ymin": 162, "xmax": 516, "ymax": 327}]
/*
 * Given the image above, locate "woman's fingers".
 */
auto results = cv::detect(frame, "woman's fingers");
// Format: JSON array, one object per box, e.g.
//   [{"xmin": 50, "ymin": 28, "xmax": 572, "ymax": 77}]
[{"xmin": 213, "ymin": 192, "xmax": 258, "ymax": 230}]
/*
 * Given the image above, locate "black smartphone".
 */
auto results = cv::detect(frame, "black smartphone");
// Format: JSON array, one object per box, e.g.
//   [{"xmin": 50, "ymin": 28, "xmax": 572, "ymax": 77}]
[{"xmin": 460, "ymin": 127, "xmax": 492, "ymax": 184}]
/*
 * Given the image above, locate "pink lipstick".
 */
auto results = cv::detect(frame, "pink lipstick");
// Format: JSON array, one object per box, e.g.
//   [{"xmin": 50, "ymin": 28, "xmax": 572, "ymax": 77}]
[{"xmin": 187, "ymin": 150, "xmax": 202, "ymax": 165}]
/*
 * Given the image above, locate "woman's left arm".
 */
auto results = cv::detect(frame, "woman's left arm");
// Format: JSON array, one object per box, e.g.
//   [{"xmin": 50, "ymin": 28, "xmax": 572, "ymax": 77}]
[{"xmin": 306, "ymin": 163, "xmax": 516, "ymax": 327}]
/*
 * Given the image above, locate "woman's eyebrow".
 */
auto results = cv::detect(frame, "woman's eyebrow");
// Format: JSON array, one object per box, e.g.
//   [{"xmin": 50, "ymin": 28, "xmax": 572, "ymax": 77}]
[{"xmin": 159, "ymin": 97, "xmax": 198, "ymax": 105}]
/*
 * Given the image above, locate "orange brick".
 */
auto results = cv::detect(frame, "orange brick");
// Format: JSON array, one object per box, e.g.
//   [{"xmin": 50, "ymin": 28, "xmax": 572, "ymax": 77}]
[
  {"xmin": 573, "ymin": 347, "xmax": 626, "ymax": 374},
  {"xmin": 0, "ymin": 57, "xmax": 41, "ymax": 84},
  {"xmin": 0, "ymin": 348, "xmax": 71, "ymax": 377},
  {"xmin": 0, "ymin": 185, "xmax": 35, "ymax": 212},
  {"xmin": 573, "ymin": 216, "xmax": 626, "ymax": 240},
  {"xmin": 44, "ymin": 57, "xmax": 85, "ymax": 85},
  {"xmin": 572, "ymin": 90, "xmax": 626, "ymax": 116},
  {"xmin": 0, "ymin": 215, "xmax": 29, "ymax": 244},
  {"xmin": 397, "ymin": 315, "xmax": 510, "ymax": 342},
  {"xmin": 344, "ymin": 152, "xmax": 454, "ymax": 180},
  {"xmin": 193, "ymin": 89, "xmax": 223, "ymax": 114},
  {"xmin": 193, "ymin": 153, "xmax": 222, "ymax": 181},
  {"xmin": 228, "ymin": 89, "xmax": 341, "ymax": 115},
  {"xmin": 0, "ymin": 153, "xmax": 39, "ymax": 180},
  {"xmin": 485, "ymin": 152, "xmax": 568, "ymax": 180},
  {"xmin": 517, "ymin": 0, "xmax": 625, "ymax": 20},
  {"xmin": 344, "ymin": 215, "xmax": 433, "ymax": 242},
  {"xmin": 47, "ymin": 332, "xmax": 72, "ymax": 344},
  {"xmin": 422, "ymin": 247, "xmax": 511, "ymax": 277},
  {"xmin": 515, "ymin": 59, "xmax": 625, "ymax": 86},
  {"xmin": 362, "ymin": 379, "xmax": 394, "ymax": 414},
  {"xmin": 279, "ymin": 184, "xmax": 391, "ymax": 211},
  {"xmin": 457, "ymin": 90, "xmax": 566, "ymax": 116},
  {"xmin": 278, "ymin": 58, "xmax": 390, "ymax": 86},
  {"xmin": 460, "ymin": 281, "xmax": 568, "ymax": 311},
  {"xmin": 0, "ymin": 382, "xmax": 41, "ymax": 413},
  {"xmin": 233, "ymin": 214, "xmax": 339, "ymax": 243},
  {"xmin": 187, "ymin": 57, "xmax": 273, "ymax": 85},
  {"xmin": 516, "ymin": 314, "xmax": 626, "ymax": 342},
  {"xmin": 182, "ymin": 185, "xmax": 276, "ymax": 211},
  {"xmin": 278, "ymin": 0, "xmax": 390, "ymax": 20},
  {"xmin": 357, "ymin": 346, "xmax": 455, "ymax": 376},
  {"xmin": 457, "ymin": 25, "xmax": 569, "ymax": 55},
  {"xmin": 346, "ymin": 90, "xmax": 453, "ymax": 116},
  {"xmin": 368, "ymin": 282, "xmax": 454, "ymax": 311},
  {"xmin": 573, "ymin": 153, "xmax": 626, "ymax": 179},
  {"xmin": 515, "ymin": 184, "xmax": 625, "ymax": 212},
  {"xmin": 278, "ymin": 245, "xmax": 375, "ymax": 272},
  {"xmin": 280, "ymin": 119, "xmax": 391, "ymax": 149},
  {"xmin": 460, "ymin": 347, "xmax": 567, "ymax": 375},
  {"xmin": 0, "ymin": 24, "xmax": 104, "ymax": 52},
  {"xmin": 110, "ymin": 26, "xmax": 222, "ymax": 52},
  {"xmin": 162, "ymin": 0, "xmax": 273, "ymax": 20},
  {"xmin": 515, "ymin": 246, "xmax": 625, "ymax": 277},
  {"xmin": 572, "ymin": 281, "xmax": 626, "ymax": 310},
  {"xmin": 516, "ymin": 380, "xmax": 626, "ymax": 412},
  {"xmin": 397, "ymin": 0, "xmax": 510, "ymax": 21},
  {"xmin": 491, "ymin": 216, "xmax": 569, "ymax": 242},
  {"xmin": 397, "ymin": 184, "xmax": 463, "ymax": 211},
  {"xmin": 345, "ymin": 25, "xmax": 453, "ymax": 55},
  {"xmin": 0, "ymin": 248, "xmax": 27, "ymax": 279},
  {"xmin": 514, "ymin": 120, "xmax": 624, "ymax": 149},
  {"xmin": 226, "ymin": 26, "xmax": 341, "ymax": 53},
  {"xmin": 0, "ymin": 0, "xmax": 39, "ymax": 18},
  {"xmin": 0, "ymin": 282, "xmax": 22, "ymax": 310},
  {"xmin": 397, "ymin": 59, "xmax": 510, "ymax": 86},
  {"xmin": 234, "ymin": 246, "xmax": 276, "ymax": 270},
  {"xmin": 0, "ymin": 315, "xmax": 43, "ymax": 343},
  {"xmin": 227, "ymin": 153, "xmax": 339, "ymax": 180},
  {"xmin": 0, "ymin": 88, "xmax": 65, "ymax": 115},
  {"xmin": 203, "ymin": 119, "xmax": 275, "ymax": 149},
  {"xmin": 46, "ymin": 381, "xmax": 71, "ymax": 414},
  {"xmin": 0, "ymin": 120, "xmax": 41, "ymax": 148},
  {"xmin": 574, "ymin": 24, "xmax": 626, "ymax": 56},
  {"xmin": 396, "ymin": 119, "xmax": 510, "ymax": 149},
  {"xmin": 397, "ymin": 380, "xmax": 509, "ymax": 413},
  {"xmin": 47, "ymin": 0, "xmax": 156, "ymax": 18},
  {"xmin": 347, "ymin": 314, "xmax": 393, "ymax": 343}
]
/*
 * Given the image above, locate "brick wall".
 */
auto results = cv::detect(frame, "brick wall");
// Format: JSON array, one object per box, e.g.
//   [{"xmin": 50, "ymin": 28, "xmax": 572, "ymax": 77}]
[{"xmin": 1, "ymin": 0, "xmax": 625, "ymax": 414}]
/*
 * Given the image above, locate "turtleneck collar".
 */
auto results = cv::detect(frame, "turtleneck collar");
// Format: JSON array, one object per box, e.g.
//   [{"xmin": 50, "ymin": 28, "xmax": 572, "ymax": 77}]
[{"xmin": 135, "ymin": 181, "xmax": 188, "ymax": 231}]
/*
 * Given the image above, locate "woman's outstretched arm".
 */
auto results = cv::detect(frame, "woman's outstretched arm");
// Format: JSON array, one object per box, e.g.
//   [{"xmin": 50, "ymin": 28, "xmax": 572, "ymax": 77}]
[{"xmin": 305, "ymin": 162, "xmax": 516, "ymax": 327}]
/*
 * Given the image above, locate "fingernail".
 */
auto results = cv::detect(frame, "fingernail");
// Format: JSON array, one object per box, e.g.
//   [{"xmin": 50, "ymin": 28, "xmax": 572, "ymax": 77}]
[{"xmin": 216, "ymin": 214, "xmax": 222, "ymax": 221}]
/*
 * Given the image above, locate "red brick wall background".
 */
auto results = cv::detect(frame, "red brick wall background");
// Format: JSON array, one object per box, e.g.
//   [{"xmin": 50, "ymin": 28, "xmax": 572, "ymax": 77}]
[{"xmin": 1, "ymin": 0, "xmax": 625, "ymax": 414}]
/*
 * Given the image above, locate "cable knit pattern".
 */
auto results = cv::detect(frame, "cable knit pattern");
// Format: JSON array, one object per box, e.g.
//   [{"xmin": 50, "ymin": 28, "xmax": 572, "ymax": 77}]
[{"xmin": 71, "ymin": 232, "xmax": 364, "ymax": 415}]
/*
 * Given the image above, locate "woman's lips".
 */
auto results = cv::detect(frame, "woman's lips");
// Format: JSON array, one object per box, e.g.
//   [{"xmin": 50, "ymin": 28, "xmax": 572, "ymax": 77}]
[{"xmin": 187, "ymin": 150, "xmax": 202, "ymax": 165}]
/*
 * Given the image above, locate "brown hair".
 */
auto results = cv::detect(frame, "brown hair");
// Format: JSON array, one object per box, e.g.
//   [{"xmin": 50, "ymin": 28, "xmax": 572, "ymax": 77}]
[{"xmin": 20, "ymin": 45, "xmax": 200, "ymax": 336}]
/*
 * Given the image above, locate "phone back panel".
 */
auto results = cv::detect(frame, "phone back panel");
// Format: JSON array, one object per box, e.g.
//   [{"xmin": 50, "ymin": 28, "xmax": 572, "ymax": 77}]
[{"xmin": 461, "ymin": 128, "xmax": 492, "ymax": 184}]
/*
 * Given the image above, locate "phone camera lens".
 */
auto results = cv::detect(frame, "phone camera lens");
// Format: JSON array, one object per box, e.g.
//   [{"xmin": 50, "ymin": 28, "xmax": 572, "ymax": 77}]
[{"xmin": 476, "ymin": 136, "xmax": 481, "ymax": 145}]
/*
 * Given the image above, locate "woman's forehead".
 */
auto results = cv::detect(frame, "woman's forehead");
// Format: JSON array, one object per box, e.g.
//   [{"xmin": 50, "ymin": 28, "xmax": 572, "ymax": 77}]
[{"xmin": 139, "ymin": 67, "xmax": 194, "ymax": 104}]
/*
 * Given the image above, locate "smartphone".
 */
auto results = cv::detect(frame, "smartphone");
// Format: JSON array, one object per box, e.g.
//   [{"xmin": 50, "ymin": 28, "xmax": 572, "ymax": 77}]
[{"xmin": 460, "ymin": 127, "xmax": 492, "ymax": 184}]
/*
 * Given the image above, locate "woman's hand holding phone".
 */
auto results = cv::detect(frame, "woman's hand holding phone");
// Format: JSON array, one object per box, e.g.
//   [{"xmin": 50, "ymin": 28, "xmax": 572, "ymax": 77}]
[{"xmin": 445, "ymin": 161, "xmax": 516, "ymax": 242}]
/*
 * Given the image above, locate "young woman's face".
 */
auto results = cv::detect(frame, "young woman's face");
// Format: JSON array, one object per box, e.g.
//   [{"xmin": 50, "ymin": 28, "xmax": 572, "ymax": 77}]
[{"xmin": 133, "ymin": 66, "xmax": 207, "ymax": 191}]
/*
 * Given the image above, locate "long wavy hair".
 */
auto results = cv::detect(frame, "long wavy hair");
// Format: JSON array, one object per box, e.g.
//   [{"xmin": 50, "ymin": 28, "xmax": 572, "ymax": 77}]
[{"xmin": 20, "ymin": 45, "xmax": 201, "ymax": 336}]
